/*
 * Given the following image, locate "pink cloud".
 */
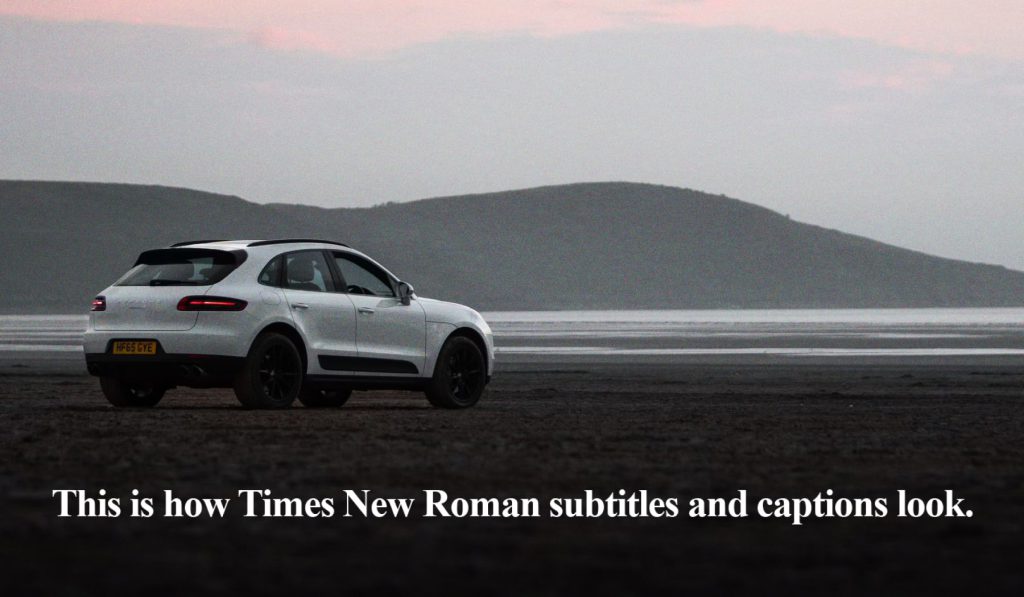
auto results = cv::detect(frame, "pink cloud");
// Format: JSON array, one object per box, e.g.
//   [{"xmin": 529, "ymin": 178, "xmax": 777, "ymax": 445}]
[
  {"xmin": 1, "ymin": 1, "xmax": 1021, "ymax": 60},
  {"xmin": 647, "ymin": 0, "xmax": 1024, "ymax": 60},
  {"xmin": 248, "ymin": 27, "xmax": 336, "ymax": 54},
  {"xmin": 838, "ymin": 60, "xmax": 956, "ymax": 91}
]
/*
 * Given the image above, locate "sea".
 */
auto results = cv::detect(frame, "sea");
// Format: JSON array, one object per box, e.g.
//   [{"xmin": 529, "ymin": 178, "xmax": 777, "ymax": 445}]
[{"xmin": 2, "ymin": 309, "xmax": 1024, "ymax": 370}]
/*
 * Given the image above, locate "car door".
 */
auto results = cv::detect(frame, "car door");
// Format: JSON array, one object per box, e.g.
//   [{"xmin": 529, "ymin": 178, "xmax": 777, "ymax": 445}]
[
  {"xmin": 330, "ymin": 251, "xmax": 426, "ymax": 376},
  {"xmin": 278, "ymin": 250, "xmax": 358, "ymax": 375}
]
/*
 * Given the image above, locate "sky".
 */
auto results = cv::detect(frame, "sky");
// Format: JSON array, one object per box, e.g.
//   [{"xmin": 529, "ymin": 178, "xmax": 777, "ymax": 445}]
[{"xmin": 1, "ymin": 1, "xmax": 1022, "ymax": 269}]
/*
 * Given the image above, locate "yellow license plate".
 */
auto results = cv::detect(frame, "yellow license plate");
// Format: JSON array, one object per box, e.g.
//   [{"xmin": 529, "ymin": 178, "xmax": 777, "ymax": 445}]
[{"xmin": 112, "ymin": 340, "xmax": 157, "ymax": 356}]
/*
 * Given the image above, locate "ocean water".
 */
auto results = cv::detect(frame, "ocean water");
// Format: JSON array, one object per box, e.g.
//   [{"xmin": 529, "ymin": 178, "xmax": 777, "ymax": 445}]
[
  {"xmin": 488, "ymin": 309, "xmax": 1024, "ymax": 358},
  {"xmin": 0, "ymin": 315, "xmax": 90, "ymax": 353},
  {"xmin": 2, "ymin": 309, "xmax": 1024, "ymax": 360}
]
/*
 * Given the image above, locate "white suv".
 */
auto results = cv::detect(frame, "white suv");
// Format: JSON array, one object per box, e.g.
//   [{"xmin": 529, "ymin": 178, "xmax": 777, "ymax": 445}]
[{"xmin": 84, "ymin": 240, "xmax": 494, "ymax": 409}]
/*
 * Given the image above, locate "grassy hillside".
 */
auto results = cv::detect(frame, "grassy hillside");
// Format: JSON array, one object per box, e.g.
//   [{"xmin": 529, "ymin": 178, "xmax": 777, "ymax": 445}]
[{"xmin": 2, "ymin": 180, "xmax": 1023, "ymax": 312}]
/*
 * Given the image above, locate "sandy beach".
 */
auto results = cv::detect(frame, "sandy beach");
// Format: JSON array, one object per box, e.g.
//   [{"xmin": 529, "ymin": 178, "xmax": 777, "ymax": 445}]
[{"xmin": 3, "ymin": 360, "xmax": 1023, "ymax": 594}]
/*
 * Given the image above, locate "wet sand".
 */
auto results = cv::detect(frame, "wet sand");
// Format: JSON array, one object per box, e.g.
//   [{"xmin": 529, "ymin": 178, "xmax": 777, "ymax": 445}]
[{"xmin": 2, "ymin": 361, "xmax": 1023, "ymax": 595}]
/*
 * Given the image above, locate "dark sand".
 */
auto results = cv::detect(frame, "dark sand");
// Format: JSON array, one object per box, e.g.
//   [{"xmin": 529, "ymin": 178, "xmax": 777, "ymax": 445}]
[{"xmin": 2, "ymin": 362, "xmax": 1023, "ymax": 595}]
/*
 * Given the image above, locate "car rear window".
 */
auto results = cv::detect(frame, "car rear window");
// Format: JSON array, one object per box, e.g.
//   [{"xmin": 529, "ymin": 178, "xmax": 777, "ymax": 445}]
[{"xmin": 117, "ymin": 249, "xmax": 247, "ymax": 287}]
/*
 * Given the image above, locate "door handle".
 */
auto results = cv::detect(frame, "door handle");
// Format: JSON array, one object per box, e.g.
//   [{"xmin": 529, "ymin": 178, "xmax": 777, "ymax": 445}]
[
  {"xmin": 291, "ymin": 303, "xmax": 310, "ymax": 310},
  {"xmin": 357, "ymin": 307, "xmax": 375, "ymax": 315}
]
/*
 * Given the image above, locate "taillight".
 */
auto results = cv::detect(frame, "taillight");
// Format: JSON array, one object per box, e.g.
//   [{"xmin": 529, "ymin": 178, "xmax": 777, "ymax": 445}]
[
  {"xmin": 176, "ymin": 296, "xmax": 248, "ymax": 311},
  {"xmin": 91, "ymin": 296, "xmax": 106, "ymax": 312}
]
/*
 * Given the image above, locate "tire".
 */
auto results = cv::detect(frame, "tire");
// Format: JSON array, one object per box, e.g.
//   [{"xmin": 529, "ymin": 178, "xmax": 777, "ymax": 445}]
[
  {"xmin": 299, "ymin": 387, "xmax": 352, "ymax": 408},
  {"xmin": 233, "ymin": 333, "xmax": 303, "ymax": 409},
  {"xmin": 425, "ymin": 336, "xmax": 487, "ymax": 409},
  {"xmin": 100, "ymin": 377, "xmax": 165, "ymax": 407}
]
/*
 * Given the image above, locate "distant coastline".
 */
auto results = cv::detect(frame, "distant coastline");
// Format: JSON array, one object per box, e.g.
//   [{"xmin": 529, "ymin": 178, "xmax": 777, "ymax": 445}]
[{"xmin": 3, "ymin": 180, "xmax": 1024, "ymax": 313}]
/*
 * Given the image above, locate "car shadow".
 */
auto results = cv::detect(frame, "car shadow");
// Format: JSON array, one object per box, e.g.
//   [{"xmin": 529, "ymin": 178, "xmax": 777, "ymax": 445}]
[{"xmin": 62, "ymin": 404, "xmax": 433, "ymax": 412}]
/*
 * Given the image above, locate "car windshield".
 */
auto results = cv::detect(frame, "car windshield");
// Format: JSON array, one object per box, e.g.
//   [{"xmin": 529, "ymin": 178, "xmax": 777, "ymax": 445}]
[{"xmin": 117, "ymin": 249, "xmax": 244, "ymax": 287}]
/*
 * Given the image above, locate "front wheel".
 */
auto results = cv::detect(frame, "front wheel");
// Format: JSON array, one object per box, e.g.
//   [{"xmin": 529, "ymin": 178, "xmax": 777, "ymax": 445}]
[
  {"xmin": 425, "ymin": 336, "xmax": 487, "ymax": 409},
  {"xmin": 99, "ymin": 377, "xmax": 165, "ymax": 407},
  {"xmin": 233, "ymin": 333, "xmax": 303, "ymax": 409}
]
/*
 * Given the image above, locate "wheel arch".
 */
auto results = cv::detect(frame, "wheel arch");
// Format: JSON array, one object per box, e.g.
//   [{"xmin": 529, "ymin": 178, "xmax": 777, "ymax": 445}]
[{"xmin": 446, "ymin": 326, "xmax": 489, "ymax": 373}]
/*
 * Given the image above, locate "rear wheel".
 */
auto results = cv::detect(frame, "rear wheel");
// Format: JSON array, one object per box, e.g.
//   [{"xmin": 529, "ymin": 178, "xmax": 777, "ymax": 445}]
[
  {"xmin": 233, "ymin": 333, "xmax": 303, "ymax": 409},
  {"xmin": 299, "ymin": 387, "xmax": 352, "ymax": 408},
  {"xmin": 99, "ymin": 377, "xmax": 165, "ymax": 407},
  {"xmin": 425, "ymin": 336, "xmax": 486, "ymax": 409}
]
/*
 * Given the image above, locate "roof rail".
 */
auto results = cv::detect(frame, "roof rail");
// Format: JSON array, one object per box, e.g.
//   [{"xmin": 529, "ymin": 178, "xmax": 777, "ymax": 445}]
[
  {"xmin": 170, "ymin": 239, "xmax": 228, "ymax": 247},
  {"xmin": 247, "ymin": 239, "xmax": 350, "ymax": 248}
]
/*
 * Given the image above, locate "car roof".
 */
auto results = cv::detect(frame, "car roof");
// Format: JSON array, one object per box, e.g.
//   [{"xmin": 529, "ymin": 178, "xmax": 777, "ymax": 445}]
[
  {"xmin": 169, "ymin": 239, "xmax": 349, "ymax": 251},
  {"xmin": 165, "ymin": 239, "xmax": 396, "ymax": 279},
  {"xmin": 167, "ymin": 238, "xmax": 385, "ymax": 268}
]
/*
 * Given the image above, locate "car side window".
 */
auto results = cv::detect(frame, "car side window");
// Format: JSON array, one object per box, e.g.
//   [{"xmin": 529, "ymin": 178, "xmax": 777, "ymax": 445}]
[
  {"xmin": 333, "ymin": 253, "xmax": 395, "ymax": 297},
  {"xmin": 258, "ymin": 256, "xmax": 282, "ymax": 287},
  {"xmin": 284, "ymin": 251, "xmax": 331, "ymax": 292}
]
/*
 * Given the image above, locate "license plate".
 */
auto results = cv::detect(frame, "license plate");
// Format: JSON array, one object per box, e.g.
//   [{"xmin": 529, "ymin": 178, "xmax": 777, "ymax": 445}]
[{"xmin": 112, "ymin": 340, "xmax": 158, "ymax": 355}]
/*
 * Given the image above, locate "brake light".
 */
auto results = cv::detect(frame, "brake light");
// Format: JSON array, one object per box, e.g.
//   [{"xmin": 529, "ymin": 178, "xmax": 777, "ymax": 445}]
[
  {"xmin": 91, "ymin": 296, "xmax": 106, "ymax": 312},
  {"xmin": 176, "ymin": 296, "xmax": 248, "ymax": 311}
]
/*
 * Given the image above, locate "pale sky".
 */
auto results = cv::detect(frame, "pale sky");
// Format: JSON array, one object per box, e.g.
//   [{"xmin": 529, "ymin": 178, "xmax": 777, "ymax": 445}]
[
  {"xmin": 3, "ymin": 1, "xmax": 1023, "ymax": 59},
  {"xmin": 1, "ymin": 1, "xmax": 1022, "ymax": 268}
]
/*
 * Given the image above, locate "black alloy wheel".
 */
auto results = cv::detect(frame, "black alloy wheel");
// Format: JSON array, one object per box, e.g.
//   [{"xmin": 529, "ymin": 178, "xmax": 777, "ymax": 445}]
[
  {"xmin": 259, "ymin": 344, "xmax": 300, "ymax": 402},
  {"xmin": 425, "ymin": 336, "xmax": 486, "ymax": 408},
  {"xmin": 234, "ymin": 333, "xmax": 303, "ymax": 409}
]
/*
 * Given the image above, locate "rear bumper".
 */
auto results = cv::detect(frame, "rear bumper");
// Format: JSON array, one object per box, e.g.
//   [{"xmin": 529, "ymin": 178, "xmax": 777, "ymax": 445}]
[
  {"xmin": 83, "ymin": 321, "xmax": 252, "ymax": 387},
  {"xmin": 85, "ymin": 353, "xmax": 244, "ymax": 388},
  {"xmin": 83, "ymin": 327, "xmax": 249, "ymax": 358}
]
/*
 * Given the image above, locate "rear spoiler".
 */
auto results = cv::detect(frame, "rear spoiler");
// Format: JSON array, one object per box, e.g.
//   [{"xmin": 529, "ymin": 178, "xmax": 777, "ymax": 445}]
[{"xmin": 135, "ymin": 248, "xmax": 248, "ymax": 267}]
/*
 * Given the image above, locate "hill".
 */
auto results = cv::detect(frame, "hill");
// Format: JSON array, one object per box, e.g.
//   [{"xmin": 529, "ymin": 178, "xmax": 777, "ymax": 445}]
[{"xmin": 2, "ymin": 180, "xmax": 1023, "ymax": 312}]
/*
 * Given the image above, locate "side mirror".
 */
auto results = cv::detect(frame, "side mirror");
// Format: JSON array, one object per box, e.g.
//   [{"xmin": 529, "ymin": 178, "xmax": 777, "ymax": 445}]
[{"xmin": 397, "ymin": 281, "xmax": 415, "ymax": 305}]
